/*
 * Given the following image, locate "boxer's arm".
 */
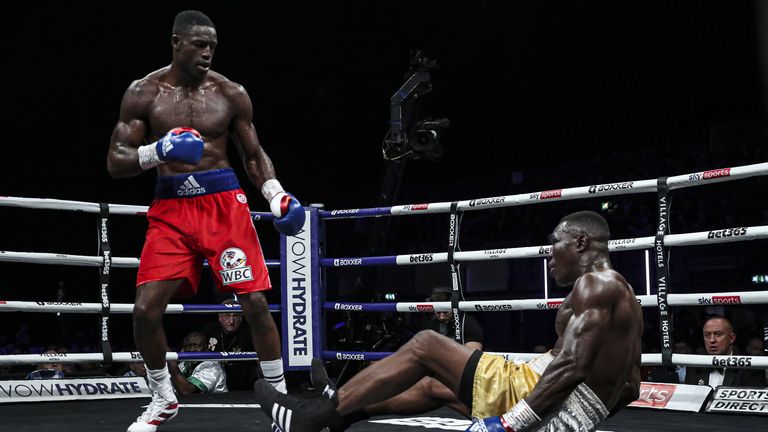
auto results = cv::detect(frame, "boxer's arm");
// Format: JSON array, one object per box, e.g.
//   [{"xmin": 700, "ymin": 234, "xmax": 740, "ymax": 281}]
[
  {"xmin": 608, "ymin": 370, "xmax": 640, "ymax": 418},
  {"xmin": 168, "ymin": 361, "xmax": 201, "ymax": 395},
  {"xmin": 107, "ymin": 81, "xmax": 153, "ymax": 178},
  {"xmin": 228, "ymin": 82, "xmax": 305, "ymax": 235},
  {"xmin": 226, "ymin": 83, "xmax": 276, "ymax": 187},
  {"xmin": 523, "ymin": 274, "xmax": 613, "ymax": 416},
  {"xmin": 465, "ymin": 341, "xmax": 483, "ymax": 351}
]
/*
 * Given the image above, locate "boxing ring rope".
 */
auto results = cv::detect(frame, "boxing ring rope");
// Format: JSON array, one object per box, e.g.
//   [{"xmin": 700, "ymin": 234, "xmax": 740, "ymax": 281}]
[
  {"xmin": 0, "ymin": 196, "xmax": 274, "ymax": 220},
  {"xmin": 0, "ymin": 351, "xmax": 259, "ymax": 366},
  {"xmin": 320, "ymin": 226, "xmax": 768, "ymax": 266},
  {"xmin": 0, "ymin": 302, "xmax": 279, "ymax": 314},
  {"xmin": 0, "ymin": 196, "xmax": 281, "ymax": 367},
  {"xmin": 324, "ymin": 290, "xmax": 768, "ymax": 312},
  {"xmin": 0, "ymin": 161, "xmax": 766, "ymax": 372},
  {"xmin": 0, "ymin": 252, "xmax": 280, "ymax": 268},
  {"xmin": 316, "ymin": 161, "xmax": 768, "ymax": 371},
  {"xmin": 320, "ymin": 163, "xmax": 767, "ymax": 218}
]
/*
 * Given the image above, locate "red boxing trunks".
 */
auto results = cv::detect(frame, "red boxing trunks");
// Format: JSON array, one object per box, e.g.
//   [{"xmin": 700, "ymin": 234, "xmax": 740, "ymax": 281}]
[{"xmin": 137, "ymin": 168, "xmax": 271, "ymax": 296}]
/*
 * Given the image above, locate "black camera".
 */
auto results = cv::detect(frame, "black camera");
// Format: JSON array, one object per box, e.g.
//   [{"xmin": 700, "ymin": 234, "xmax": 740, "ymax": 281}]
[{"xmin": 382, "ymin": 51, "xmax": 449, "ymax": 161}]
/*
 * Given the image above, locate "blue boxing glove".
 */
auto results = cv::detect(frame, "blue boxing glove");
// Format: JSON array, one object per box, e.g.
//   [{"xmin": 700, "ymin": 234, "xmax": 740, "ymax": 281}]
[
  {"xmin": 465, "ymin": 416, "xmax": 511, "ymax": 432},
  {"xmin": 466, "ymin": 400, "xmax": 541, "ymax": 432},
  {"xmin": 262, "ymin": 179, "xmax": 305, "ymax": 236},
  {"xmin": 138, "ymin": 127, "xmax": 204, "ymax": 169}
]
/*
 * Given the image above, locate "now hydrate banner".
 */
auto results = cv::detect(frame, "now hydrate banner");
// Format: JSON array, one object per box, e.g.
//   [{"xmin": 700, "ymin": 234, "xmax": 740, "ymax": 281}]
[
  {"xmin": 0, "ymin": 377, "xmax": 150, "ymax": 403},
  {"xmin": 281, "ymin": 208, "xmax": 321, "ymax": 370}
]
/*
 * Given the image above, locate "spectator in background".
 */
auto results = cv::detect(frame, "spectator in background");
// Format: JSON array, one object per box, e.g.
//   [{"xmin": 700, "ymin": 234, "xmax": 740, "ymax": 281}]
[
  {"xmin": 202, "ymin": 298, "xmax": 262, "ymax": 391},
  {"xmin": 745, "ymin": 335, "xmax": 768, "ymax": 382},
  {"xmin": 328, "ymin": 286, "xmax": 485, "ymax": 431},
  {"xmin": 685, "ymin": 316, "xmax": 766, "ymax": 387},
  {"xmin": 168, "ymin": 331, "xmax": 227, "ymax": 395},
  {"xmin": 421, "ymin": 286, "xmax": 483, "ymax": 350},
  {"xmin": 25, "ymin": 349, "xmax": 65, "ymax": 380},
  {"xmin": 647, "ymin": 339, "xmax": 693, "ymax": 384},
  {"xmin": 124, "ymin": 361, "xmax": 147, "ymax": 379}
]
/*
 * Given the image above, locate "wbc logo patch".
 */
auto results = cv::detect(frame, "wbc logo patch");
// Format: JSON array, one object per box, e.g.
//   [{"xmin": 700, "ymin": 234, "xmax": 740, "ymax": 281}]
[{"xmin": 219, "ymin": 247, "xmax": 253, "ymax": 285}]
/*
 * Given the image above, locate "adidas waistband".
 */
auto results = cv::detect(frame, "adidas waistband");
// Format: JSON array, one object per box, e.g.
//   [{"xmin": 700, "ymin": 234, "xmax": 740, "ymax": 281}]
[{"xmin": 155, "ymin": 168, "xmax": 241, "ymax": 199}]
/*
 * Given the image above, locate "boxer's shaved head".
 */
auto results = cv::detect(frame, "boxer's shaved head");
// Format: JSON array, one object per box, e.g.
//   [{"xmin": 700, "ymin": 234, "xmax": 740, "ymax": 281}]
[
  {"xmin": 173, "ymin": 10, "xmax": 215, "ymax": 35},
  {"xmin": 558, "ymin": 211, "xmax": 610, "ymax": 243}
]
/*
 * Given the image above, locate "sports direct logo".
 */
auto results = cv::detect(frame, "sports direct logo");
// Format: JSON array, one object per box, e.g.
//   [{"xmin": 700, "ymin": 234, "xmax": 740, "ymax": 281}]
[
  {"xmin": 712, "ymin": 295, "xmax": 741, "ymax": 305},
  {"xmin": 703, "ymin": 168, "xmax": 731, "ymax": 180},
  {"xmin": 632, "ymin": 383, "xmax": 677, "ymax": 408}
]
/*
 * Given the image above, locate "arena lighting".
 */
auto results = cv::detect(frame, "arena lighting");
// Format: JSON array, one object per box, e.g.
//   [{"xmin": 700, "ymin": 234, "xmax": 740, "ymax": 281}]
[{"xmin": 601, "ymin": 200, "xmax": 619, "ymax": 213}]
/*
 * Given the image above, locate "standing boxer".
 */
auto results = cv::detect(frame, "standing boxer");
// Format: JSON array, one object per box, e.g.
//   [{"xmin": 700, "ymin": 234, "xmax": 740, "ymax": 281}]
[{"xmin": 107, "ymin": 10, "xmax": 304, "ymax": 431}]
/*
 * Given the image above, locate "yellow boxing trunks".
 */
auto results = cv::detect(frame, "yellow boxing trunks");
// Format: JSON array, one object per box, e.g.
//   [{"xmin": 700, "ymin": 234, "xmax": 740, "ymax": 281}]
[{"xmin": 470, "ymin": 352, "xmax": 553, "ymax": 418}]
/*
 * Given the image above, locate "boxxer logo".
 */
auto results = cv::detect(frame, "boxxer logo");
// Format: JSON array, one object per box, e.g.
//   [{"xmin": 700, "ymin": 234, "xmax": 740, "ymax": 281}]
[{"xmin": 588, "ymin": 182, "xmax": 634, "ymax": 194}]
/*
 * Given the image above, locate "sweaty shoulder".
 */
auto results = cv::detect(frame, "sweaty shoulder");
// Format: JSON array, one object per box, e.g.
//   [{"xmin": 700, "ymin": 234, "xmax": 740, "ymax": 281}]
[
  {"xmin": 210, "ymin": 74, "xmax": 252, "ymax": 113},
  {"xmin": 218, "ymin": 78, "xmax": 251, "ymax": 102},
  {"xmin": 121, "ymin": 74, "xmax": 163, "ymax": 114},
  {"xmin": 572, "ymin": 270, "xmax": 629, "ymax": 305}
]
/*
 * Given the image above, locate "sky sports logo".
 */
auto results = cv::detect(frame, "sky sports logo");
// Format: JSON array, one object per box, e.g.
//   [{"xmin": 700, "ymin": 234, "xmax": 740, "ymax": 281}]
[
  {"xmin": 689, "ymin": 168, "xmax": 732, "ymax": 181},
  {"xmin": 703, "ymin": 168, "xmax": 731, "ymax": 179},
  {"xmin": 632, "ymin": 383, "xmax": 676, "ymax": 408},
  {"xmin": 402, "ymin": 203, "xmax": 429, "ymax": 211},
  {"xmin": 539, "ymin": 189, "xmax": 562, "ymax": 199},
  {"xmin": 697, "ymin": 295, "xmax": 741, "ymax": 305}
]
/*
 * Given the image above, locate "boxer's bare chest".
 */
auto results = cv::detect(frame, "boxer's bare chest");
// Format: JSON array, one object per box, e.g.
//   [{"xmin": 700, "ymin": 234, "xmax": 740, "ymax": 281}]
[{"xmin": 149, "ymin": 85, "xmax": 231, "ymax": 138}]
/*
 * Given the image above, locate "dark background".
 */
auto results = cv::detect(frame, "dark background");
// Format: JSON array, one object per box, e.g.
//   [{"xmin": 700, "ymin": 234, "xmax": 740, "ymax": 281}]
[{"xmin": 1, "ymin": 2, "xmax": 767, "ymax": 364}]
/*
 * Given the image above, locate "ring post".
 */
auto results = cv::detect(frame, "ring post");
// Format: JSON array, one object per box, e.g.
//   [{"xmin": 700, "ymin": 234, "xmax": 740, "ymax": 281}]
[{"xmin": 281, "ymin": 207, "xmax": 321, "ymax": 370}]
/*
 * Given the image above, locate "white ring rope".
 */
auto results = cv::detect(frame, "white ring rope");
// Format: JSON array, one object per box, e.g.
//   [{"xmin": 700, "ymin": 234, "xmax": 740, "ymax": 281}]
[
  {"xmin": 1, "ymin": 350, "xmax": 764, "ymax": 369},
  {"xmin": 374, "ymin": 162, "xmax": 766, "ymax": 216},
  {"xmin": 488, "ymin": 353, "xmax": 768, "ymax": 370},
  {"xmin": 0, "ymin": 302, "xmax": 250, "ymax": 314},
  {"xmin": 3, "ymin": 290, "xmax": 761, "ymax": 315},
  {"xmin": 345, "ymin": 224, "xmax": 767, "ymax": 267},
  {"xmin": 0, "ymin": 352, "xmax": 258, "ymax": 366},
  {"xmin": 324, "ymin": 290, "xmax": 768, "ymax": 313},
  {"xmin": 0, "ymin": 196, "xmax": 148, "ymax": 215},
  {"xmin": 2, "ymin": 163, "xmax": 766, "ymax": 218},
  {"xmin": 0, "ymin": 251, "xmax": 138, "ymax": 267}
]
